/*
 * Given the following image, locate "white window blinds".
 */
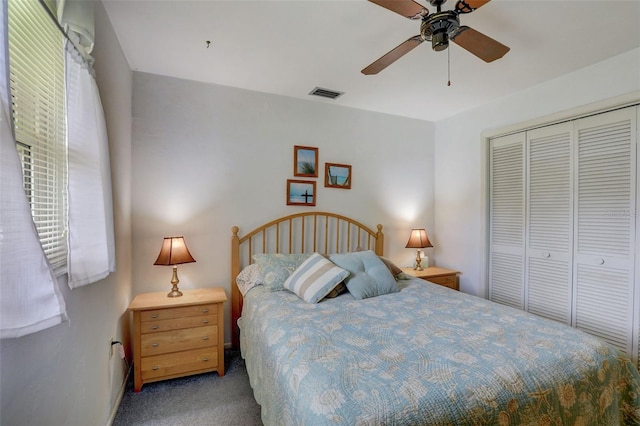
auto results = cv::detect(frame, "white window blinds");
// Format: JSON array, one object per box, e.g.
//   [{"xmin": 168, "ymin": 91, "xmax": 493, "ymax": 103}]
[
  {"xmin": 1, "ymin": 0, "xmax": 68, "ymax": 338},
  {"xmin": 7, "ymin": 0, "xmax": 115, "ymax": 289},
  {"xmin": 7, "ymin": 0, "xmax": 68, "ymax": 272},
  {"xmin": 1, "ymin": 0, "xmax": 115, "ymax": 338}
]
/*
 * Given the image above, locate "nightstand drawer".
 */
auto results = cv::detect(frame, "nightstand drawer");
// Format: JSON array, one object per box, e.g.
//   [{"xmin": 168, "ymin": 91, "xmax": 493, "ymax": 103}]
[
  {"xmin": 428, "ymin": 275, "xmax": 456, "ymax": 288},
  {"xmin": 141, "ymin": 314, "xmax": 218, "ymax": 334},
  {"xmin": 401, "ymin": 267, "xmax": 461, "ymax": 291},
  {"xmin": 141, "ymin": 348, "xmax": 218, "ymax": 380},
  {"xmin": 140, "ymin": 325, "xmax": 217, "ymax": 356},
  {"xmin": 141, "ymin": 304, "xmax": 217, "ymax": 322}
]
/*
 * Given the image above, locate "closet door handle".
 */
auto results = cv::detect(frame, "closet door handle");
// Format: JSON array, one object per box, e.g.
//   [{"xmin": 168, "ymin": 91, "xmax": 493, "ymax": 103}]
[
  {"xmin": 598, "ymin": 258, "xmax": 605, "ymax": 265},
  {"xmin": 543, "ymin": 252, "xmax": 551, "ymax": 258}
]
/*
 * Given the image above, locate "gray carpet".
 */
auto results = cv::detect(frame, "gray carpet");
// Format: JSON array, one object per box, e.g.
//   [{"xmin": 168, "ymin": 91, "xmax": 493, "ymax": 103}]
[{"xmin": 113, "ymin": 350, "xmax": 262, "ymax": 426}]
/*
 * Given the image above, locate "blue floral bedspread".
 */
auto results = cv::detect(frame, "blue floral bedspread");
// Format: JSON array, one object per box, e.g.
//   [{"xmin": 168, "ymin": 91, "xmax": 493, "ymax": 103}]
[{"xmin": 239, "ymin": 278, "xmax": 640, "ymax": 425}]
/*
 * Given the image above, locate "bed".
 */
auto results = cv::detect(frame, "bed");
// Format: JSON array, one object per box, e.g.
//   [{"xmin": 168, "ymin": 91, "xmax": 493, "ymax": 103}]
[{"xmin": 230, "ymin": 212, "xmax": 640, "ymax": 425}]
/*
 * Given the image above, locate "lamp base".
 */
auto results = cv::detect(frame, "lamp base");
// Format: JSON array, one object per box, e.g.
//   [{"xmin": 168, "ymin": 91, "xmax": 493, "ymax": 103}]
[
  {"xmin": 167, "ymin": 288, "xmax": 183, "ymax": 298},
  {"xmin": 166, "ymin": 265, "xmax": 183, "ymax": 297},
  {"xmin": 414, "ymin": 249, "xmax": 424, "ymax": 271}
]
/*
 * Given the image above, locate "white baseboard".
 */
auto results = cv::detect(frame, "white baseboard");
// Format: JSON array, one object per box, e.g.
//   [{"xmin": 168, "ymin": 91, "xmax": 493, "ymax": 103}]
[{"xmin": 106, "ymin": 362, "xmax": 133, "ymax": 426}]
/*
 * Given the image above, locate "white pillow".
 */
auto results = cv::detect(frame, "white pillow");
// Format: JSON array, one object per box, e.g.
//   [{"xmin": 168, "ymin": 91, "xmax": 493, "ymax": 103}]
[
  {"xmin": 283, "ymin": 253, "xmax": 349, "ymax": 303},
  {"xmin": 236, "ymin": 263, "xmax": 263, "ymax": 296}
]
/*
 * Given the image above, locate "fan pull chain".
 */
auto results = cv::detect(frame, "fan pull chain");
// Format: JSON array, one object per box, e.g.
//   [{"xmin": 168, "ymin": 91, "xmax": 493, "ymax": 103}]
[{"xmin": 447, "ymin": 47, "xmax": 451, "ymax": 86}]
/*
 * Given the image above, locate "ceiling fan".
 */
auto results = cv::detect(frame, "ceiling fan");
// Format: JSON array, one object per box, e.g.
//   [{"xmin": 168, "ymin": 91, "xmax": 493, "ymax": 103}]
[{"xmin": 362, "ymin": 0, "xmax": 509, "ymax": 75}]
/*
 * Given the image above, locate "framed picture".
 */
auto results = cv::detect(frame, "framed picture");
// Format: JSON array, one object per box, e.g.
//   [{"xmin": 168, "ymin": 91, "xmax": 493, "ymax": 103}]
[
  {"xmin": 294, "ymin": 146, "xmax": 318, "ymax": 177},
  {"xmin": 324, "ymin": 163, "xmax": 352, "ymax": 189},
  {"xmin": 287, "ymin": 179, "xmax": 316, "ymax": 206}
]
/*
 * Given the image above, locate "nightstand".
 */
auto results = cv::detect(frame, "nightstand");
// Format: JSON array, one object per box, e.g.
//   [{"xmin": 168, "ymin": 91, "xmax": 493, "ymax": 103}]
[
  {"xmin": 402, "ymin": 266, "xmax": 461, "ymax": 291},
  {"xmin": 127, "ymin": 287, "xmax": 227, "ymax": 392}
]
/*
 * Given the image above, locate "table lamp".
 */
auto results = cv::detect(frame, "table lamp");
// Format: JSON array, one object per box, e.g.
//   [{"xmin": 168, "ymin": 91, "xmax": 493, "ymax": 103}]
[
  {"xmin": 154, "ymin": 236, "xmax": 196, "ymax": 297},
  {"xmin": 405, "ymin": 228, "xmax": 433, "ymax": 271}
]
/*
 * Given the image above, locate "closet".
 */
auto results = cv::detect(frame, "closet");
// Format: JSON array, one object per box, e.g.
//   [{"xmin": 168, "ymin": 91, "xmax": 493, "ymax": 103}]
[{"xmin": 489, "ymin": 106, "xmax": 639, "ymax": 366}]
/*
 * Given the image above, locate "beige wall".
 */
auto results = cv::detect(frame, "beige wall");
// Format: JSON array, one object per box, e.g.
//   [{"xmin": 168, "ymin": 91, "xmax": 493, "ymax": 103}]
[
  {"xmin": 0, "ymin": 2, "xmax": 133, "ymax": 425},
  {"xmin": 130, "ymin": 72, "xmax": 436, "ymax": 345}
]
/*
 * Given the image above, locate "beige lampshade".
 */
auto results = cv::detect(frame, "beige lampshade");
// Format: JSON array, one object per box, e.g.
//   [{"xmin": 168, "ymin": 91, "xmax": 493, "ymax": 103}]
[
  {"xmin": 154, "ymin": 236, "xmax": 196, "ymax": 266},
  {"xmin": 405, "ymin": 229, "xmax": 433, "ymax": 249}
]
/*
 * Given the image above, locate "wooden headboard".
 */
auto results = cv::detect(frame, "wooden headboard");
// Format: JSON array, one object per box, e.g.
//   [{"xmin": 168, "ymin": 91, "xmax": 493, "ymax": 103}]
[{"xmin": 230, "ymin": 211, "xmax": 384, "ymax": 349}]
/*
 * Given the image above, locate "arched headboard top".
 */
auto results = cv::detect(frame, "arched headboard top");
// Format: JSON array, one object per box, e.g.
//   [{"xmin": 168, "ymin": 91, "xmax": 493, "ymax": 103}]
[
  {"xmin": 230, "ymin": 211, "xmax": 384, "ymax": 348},
  {"xmin": 232, "ymin": 211, "xmax": 383, "ymax": 251}
]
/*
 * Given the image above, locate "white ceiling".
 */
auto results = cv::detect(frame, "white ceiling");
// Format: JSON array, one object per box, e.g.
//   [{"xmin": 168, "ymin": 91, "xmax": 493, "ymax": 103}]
[{"xmin": 102, "ymin": 0, "xmax": 640, "ymax": 122}]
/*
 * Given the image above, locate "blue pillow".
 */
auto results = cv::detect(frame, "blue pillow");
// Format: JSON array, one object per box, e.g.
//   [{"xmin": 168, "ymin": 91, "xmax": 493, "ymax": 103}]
[
  {"xmin": 328, "ymin": 251, "xmax": 399, "ymax": 299},
  {"xmin": 252, "ymin": 253, "xmax": 312, "ymax": 291}
]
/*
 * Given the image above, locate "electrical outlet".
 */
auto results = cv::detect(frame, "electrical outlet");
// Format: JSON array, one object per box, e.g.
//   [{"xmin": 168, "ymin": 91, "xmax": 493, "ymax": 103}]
[{"xmin": 109, "ymin": 337, "xmax": 114, "ymax": 359}]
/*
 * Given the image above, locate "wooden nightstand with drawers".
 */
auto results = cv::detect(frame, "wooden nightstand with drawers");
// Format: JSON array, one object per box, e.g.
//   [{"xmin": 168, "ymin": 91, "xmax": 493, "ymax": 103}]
[
  {"xmin": 127, "ymin": 287, "xmax": 227, "ymax": 392},
  {"xmin": 402, "ymin": 266, "xmax": 461, "ymax": 291}
]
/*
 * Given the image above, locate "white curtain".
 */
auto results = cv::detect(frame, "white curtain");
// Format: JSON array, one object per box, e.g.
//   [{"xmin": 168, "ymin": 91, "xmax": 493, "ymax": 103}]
[
  {"xmin": 65, "ymin": 39, "xmax": 115, "ymax": 288},
  {"xmin": 0, "ymin": 0, "xmax": 68, "ymax": 338}
]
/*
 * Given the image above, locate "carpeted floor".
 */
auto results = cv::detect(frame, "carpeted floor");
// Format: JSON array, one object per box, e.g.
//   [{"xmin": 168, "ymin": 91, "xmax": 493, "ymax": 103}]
[{"xmin": 113, "ymin": 350, "xmax": 262, "ymax": 426}]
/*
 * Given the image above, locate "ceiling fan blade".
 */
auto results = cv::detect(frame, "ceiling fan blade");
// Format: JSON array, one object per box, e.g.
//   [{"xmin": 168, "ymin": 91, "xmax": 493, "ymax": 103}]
[
  {"xmin": 368, "ymin": 0, "xmax": 428, "ymax": 20},
  {"xmin": 451, "ymin": 26, "xmax": 509, "ymax": 62},
  {"xmin": 362, "ymin": 35, "xmax": 424, "ymax": 75},
  {"xmin": 455, "ymin": 0, "xmax": 491, "ymax": 14}
]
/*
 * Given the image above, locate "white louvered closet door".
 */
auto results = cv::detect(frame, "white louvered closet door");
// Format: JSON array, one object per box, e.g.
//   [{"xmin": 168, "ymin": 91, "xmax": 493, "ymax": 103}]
[
  {"xmin": 526, "ymin": 124, "xmax": 573, "ymax": 324},
  {"xmin": 573, "ymin": 107, "xmax": 637, "ymax": 355},
  {"xmin": 489, "ymin": 133, "xmax": 526, "ymax": 309}
]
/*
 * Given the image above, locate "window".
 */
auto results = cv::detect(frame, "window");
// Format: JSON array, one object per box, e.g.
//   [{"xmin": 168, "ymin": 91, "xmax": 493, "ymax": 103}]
[{"xmin": 8, "ymin": 0, "xmax": 68, "ymax": 272}]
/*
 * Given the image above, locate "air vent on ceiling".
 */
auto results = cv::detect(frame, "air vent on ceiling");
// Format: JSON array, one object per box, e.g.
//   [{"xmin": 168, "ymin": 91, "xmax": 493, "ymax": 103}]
[{"xmin": 309, "ymin": 87, "xmax": 344, "ymax": 100}]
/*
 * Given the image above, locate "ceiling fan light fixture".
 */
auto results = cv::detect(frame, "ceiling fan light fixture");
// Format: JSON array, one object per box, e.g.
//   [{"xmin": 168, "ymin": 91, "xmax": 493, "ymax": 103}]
[
  {"xmin": 432, "ymin": 31, "xmax": 449, "ymax": 51},
  {"xmin": 420, "ymin": 11, "xmax": 459, "ymax": 53}
]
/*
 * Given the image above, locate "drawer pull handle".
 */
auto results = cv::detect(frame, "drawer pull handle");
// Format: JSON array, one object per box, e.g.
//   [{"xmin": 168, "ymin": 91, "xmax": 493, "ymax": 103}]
[
  {"xmin": 152, "ymin": 365, "xmax": 159, "ymax": 371},
  {"xmin": 151, "ymin": 314, "xmax": 159, "ymax": 319},
  {"xmin": 201, "ymin": 308, "xmax": 209, "ymax": 313},
  {"xmin": 202, "ymin": 336, "xmax": 209, "ymax": 340},
  {"xmin": 151, "ymin": 325, "xmax": 159, "ymax": 330},
  {"xmin": 151, "ymin": 343, "xmax": 159, "ymax": 347},
  {"xmin": 202, "ymin": 357, "xmax": 209, "ymax": 362},
  {"xmin": 202, "ymin": 320, "xmax": 209, "ymax": 324}
]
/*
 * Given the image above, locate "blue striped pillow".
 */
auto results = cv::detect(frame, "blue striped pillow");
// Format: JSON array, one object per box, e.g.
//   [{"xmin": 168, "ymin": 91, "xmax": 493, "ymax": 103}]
[{"xmin": 283, "ymin": 253, "xmax": 349, "ymax": 303}]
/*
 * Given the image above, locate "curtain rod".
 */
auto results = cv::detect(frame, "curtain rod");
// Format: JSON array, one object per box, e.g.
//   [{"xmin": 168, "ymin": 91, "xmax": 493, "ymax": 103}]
[{"xmin": 37, "ymin": 0, "xmax": 92, "ymax": 64}]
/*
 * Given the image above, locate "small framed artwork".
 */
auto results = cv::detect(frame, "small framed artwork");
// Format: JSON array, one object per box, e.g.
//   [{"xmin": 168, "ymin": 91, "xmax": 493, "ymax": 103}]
[
  {"xmin": 287, "ymin": 179, "xmax": 316, "ymax": 206},
  {"xmin": 325, "ymin": 163, "xmax": 352, "ymax": 189},
  {"xmin": 294, "ymin": 145, "xmax": 318, "ymax": 177}
]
